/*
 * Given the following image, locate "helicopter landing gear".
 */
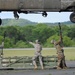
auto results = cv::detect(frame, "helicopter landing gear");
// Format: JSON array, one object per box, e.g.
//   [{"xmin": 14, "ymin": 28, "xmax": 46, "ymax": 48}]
[
  {"xmin": 13, "ymin": 11, "xmax": 19, "ymax": 19},
  {"xmin": 70, "ymin": 12, "xmax": 75, "ymax": 23},
  {"xmin": 42, "ymin": 11, "xmax": 47, "ymax": 17},
  {"xmin": 0, "ymin": 18, "xmax": 2, "ymax": 25}
]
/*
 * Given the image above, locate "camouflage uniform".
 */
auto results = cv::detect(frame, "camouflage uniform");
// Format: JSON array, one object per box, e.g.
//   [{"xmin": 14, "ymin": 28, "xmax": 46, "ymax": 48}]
[
  {"xmin": 51, "ymin": 24, "xmax": 67, "ymax": 69},
  {"xmin": 29, "ymin": 40, "xmax": 44, "ymax": 69},
  {"xmin": 0, "ymin": 41, "xmax": 4, "ymax": 57},
  {"xmin": 53, "ymin": 40, "xmax": 67, "ymax": 69}
]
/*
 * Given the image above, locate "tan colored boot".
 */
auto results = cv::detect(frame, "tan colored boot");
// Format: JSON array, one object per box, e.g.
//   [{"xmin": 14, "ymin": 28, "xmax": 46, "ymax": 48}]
[
  {"xmin": 63, "ymin": 67, "xmax": 68, "ymax": 69},
  {"xmin": 41, "ymin": 66, "xmax": 44, "ymax": 70},
  {"xmin": 57, "ymin": 67, "xmax": 62, "ymax": 70},
  {"xmin": 34, "ymin": 65, "xmax": 38, "ymax": 70}
]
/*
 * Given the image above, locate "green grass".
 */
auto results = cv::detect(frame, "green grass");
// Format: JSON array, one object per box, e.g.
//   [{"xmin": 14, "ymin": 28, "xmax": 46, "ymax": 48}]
[{"xmin": 3, "ymin": 48, "xmax": 75, "ymax": 61}]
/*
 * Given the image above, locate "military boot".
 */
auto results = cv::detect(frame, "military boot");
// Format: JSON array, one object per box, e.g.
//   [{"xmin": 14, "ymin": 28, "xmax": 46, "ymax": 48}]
[
  {"xmin": 34, "ymin": 65, "xmax": 38, "ymax": 70},
  {"xmin": 57, "ymin": 66, "xmax": 62, "ymax": 70}
]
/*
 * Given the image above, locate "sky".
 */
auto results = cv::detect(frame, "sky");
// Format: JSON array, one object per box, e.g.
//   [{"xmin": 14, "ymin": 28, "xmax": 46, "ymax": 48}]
[{"xmin": 0, "ymin": 12, "xmax": 72, "ymax": 23}]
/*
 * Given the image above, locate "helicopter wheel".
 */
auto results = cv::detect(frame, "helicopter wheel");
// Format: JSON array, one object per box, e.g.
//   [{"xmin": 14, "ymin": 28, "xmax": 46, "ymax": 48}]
[
  {"xmin": 42, "ymin": 11, "xmax": 47, "ymax": 17},
  {"xmin": 0, "ymin": 18, "xmax": 2, "ymax": 25},
  {"xmin": 70, "ymin": 12, "xmax": 75, "ymax": 23}
]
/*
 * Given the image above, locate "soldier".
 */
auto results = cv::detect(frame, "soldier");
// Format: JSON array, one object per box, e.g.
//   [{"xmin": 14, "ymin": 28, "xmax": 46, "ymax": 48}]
[
  {"xmin": 0, "ymin": 39, "xmax": 4, "ymax": 57},
  {"xmin": 29, "ymin": 40, "xmax": 44, "ymax": 70},
  {"xmin": 51, "ymin": 35, "xmax": 67, "ymax": 69},
  {"xmin": 51, "ymin": 23, "xmax": 67, "ymax": 69}
]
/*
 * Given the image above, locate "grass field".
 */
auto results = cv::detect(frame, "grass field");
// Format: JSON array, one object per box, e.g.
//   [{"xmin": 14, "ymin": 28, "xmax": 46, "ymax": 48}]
[{"xmin": 3, "ymin": 48, "xmax": 75, "ymax": 61}]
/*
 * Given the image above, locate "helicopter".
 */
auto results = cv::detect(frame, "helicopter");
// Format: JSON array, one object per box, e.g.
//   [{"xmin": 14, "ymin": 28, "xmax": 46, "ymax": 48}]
[{"xmin": 0, "ymin": 0, "xmax": 75, "ymax": 25}]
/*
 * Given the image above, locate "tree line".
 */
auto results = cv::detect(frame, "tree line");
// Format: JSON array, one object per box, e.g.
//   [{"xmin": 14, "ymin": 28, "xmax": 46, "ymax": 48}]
[{"xmin": 0, "ymin": 23, "xmax": 75, "ymax": 48}]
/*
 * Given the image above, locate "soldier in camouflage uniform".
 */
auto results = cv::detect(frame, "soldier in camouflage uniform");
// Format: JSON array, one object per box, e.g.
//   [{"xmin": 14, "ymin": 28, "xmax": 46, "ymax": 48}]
[
  {"xmin": 29, "ymin": 40, "xmax": 44, "ymax": 70},
  {"xmin": 0, "ymin": 40, "xmax": 4, "ymax": 57},
  {"xmin": 51, "ymin": 35, "xmax": 67, "ymax": 69}
]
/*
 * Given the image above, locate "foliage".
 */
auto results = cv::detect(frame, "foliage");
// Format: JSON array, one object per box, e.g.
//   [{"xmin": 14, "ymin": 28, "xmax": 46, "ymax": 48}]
[
  {"xmin": 67, "ymin": 26, "xmax": 75, "ymax": 39},
  {"xmin": 0, "ymin": 23, "xmax": 75, "ymax": 48},
  {"xmin": 44, "ymin": 35, "xmax": 59, "ymax": 47},
  {"xmin": 15, "ymin": 40, "xmax": 30, "ymax": 48},
  {"xmin": 4, "ymin": 37, "xmax": 13, "ymax": 48},
  {"xmin": 63, "ymin": 36, "xmax": 74, "ymax": 47}
]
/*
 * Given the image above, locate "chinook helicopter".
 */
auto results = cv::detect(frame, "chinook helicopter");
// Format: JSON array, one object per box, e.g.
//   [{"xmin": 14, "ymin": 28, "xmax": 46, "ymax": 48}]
[{"xmin": 0, "ymin": 0, "xmax": 75, "ymax": 25}]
